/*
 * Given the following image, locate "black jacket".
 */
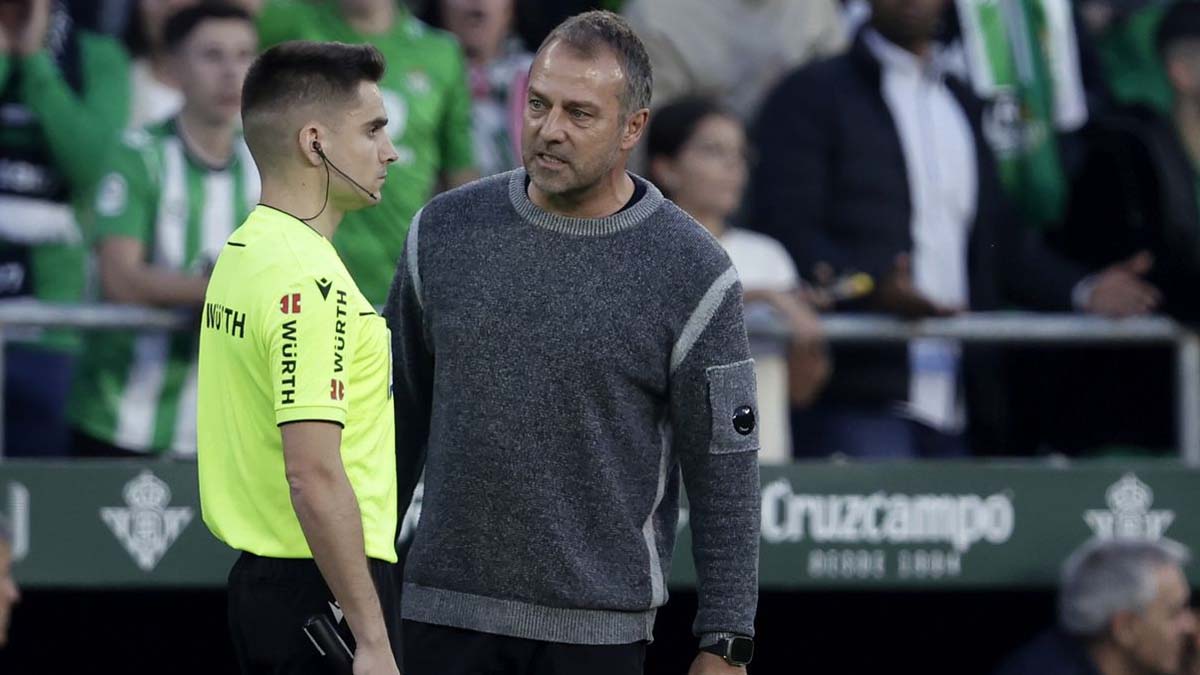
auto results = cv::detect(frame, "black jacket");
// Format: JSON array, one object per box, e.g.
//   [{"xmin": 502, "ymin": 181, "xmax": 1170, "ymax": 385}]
[
  {"xmin": 1058, "ymin": 104, "xmax": 1200, "ymax": 321},
  {"xmin": 749, "ymin": 32, "xmax": 1084, "ymax": 436},
  {"xmin": 993, "ymin": 628, "xmax": 1101, "ymax": 675}
]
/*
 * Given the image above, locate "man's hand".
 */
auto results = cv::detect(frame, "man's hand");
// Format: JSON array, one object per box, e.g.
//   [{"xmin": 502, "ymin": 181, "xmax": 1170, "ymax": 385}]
[
  {"xmin": 13, "ymin": 0, "xmax": 50, "ymax": 57},
  {"xmin": 869, "ymin": 253, "xmax": 958, "ymax": 319},
  {"xmin": 688, "ymin": 651, "xmax": 745, "ymax": 675},
  {"xmin": 782, "ymin": 294, "xmax": 830, "ymax": 407},
  {"xmin": 1083, "ymin": 251, "xmax": 1161, "ymax": 318},
  {"xmin": 352, "ymin": 640, "xmax": 401, "ymax": 675}
]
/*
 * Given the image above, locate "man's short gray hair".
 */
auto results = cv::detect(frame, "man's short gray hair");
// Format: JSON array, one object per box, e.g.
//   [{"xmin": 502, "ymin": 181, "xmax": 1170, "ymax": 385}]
[
  {"xmin": 537, "ymin": 10, "xmax": 653, "ymax": 115},
  {"xmin": 1058, "ymin": 537, "xmax": 1191, "ymax": 638}
]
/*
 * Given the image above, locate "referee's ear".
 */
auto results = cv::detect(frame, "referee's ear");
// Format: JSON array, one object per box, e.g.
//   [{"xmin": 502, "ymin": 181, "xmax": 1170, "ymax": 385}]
[{"xmin": 299, "ymin": 124, "xmax": 325, "ymax": 167}]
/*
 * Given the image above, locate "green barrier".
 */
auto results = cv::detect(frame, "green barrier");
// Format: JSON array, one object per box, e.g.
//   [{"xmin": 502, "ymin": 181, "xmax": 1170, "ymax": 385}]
[{"xmin": 2, "ymin": 459, "xmax": 1196, "ymax": 589}]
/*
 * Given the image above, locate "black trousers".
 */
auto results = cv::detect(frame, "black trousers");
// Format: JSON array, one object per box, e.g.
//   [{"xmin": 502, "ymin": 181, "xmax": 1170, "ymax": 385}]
[
  {"xmin": 227, "ymin": 552, "xmax": 401, "ymax": 674},
  {"xmin": 401, "ymin": 620, "xmax": 646, "ymax": 675}
]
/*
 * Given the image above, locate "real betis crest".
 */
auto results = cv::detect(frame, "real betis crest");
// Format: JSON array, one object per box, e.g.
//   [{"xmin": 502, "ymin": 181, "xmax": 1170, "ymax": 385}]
[{"xmin": 101, "ymin": 471, "xmax": 193, "ymax": 572}]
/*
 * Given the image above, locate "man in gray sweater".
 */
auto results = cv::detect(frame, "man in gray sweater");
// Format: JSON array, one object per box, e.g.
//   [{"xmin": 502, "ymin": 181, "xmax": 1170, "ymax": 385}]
[{"xmin": 385, "ymin": 11, "xmax": 759, "ymax": 675}]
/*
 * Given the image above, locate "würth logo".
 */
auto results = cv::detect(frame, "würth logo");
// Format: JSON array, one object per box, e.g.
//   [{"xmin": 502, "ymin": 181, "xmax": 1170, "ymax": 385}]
[
  {"xmin": 280, "ymin": 293, "xmax": 302, "ymax": 314},
  {"xmin": 330, "ymin": 379, "xmax": 345, "ymax": 401}
]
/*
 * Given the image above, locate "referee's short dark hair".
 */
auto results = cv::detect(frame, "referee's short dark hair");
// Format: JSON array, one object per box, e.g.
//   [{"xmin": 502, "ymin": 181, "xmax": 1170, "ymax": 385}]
[
  {"xmin": 537, "ymin": 11, "xmax": 653, "ymax": 115},
  {"xmin": 241, "ymin": 41, "xmax": 386, "ymax": 164},
  {"xmin": 162, "ymin": 3, "xmax": 254, "ymax": 53},
  {"xmin": 1157, "ymin": 1, "xmax": 1200, "ymax": 57},
  {"xmin": 242, "ymin": 41, "xmax": 386, "ymax": 118}
]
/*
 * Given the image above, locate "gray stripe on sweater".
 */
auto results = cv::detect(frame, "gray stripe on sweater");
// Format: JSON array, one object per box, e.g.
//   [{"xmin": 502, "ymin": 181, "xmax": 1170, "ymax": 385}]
[
  {"xmin": 406, "ymin": 207, "xmax": 425, "ymax": 310},
  {"xmin": 670, "ymin": 266, "xmax": 739, "ymax": 373},
  {"xmin": 642, "ymin": 420, "xmax": 672, "ymax": 607}
]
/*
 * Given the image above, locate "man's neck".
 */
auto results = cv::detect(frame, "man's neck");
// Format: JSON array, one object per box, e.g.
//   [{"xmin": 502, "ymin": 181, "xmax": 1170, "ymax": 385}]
[
  {"xmin": 341, "ymin": 1, "xmax": 396, "ymax": 36},
  {"xmin": 466, "ymin": 38, "xmax": 506, "ymax": 68},
  {"xmin": 530, "ymin": 170, "xmax": 635, "ymax": 219},
  {"xmin": 176, "ymin": 109, "xmax": 235, "ymax": 168},
  {"xmin": 259, "ymin": 176, "xmax": 345, "ymax": 240},
  {"xmin": 148, "ymin": 53, "xmax": 177, "ymax": 87},
  {"xmin": 872, "ymin": 27, "xmax": 935, "ymax": 63},
  {"xmin": 1176, "ymin": 98, "xmax": 1200, "ymax": 169}
]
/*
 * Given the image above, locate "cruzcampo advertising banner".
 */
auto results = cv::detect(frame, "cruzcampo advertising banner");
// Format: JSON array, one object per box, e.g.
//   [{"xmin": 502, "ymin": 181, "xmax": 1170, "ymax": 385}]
[{"xmin": 1, "ymin": 460, "xmax": 1197, "ymax": 589}]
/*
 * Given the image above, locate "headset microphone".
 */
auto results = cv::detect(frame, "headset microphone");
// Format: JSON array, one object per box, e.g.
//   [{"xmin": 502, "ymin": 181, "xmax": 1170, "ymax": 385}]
[{"xmin": 312, "ymin": 141, "xmax": 380, "ymax": 202}]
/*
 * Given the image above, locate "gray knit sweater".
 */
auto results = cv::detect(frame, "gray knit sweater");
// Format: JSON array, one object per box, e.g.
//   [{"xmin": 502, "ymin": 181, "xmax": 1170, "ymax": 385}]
[{"xmin": 384, "ymin": 168, "xmax": 760, "ymax": 645}]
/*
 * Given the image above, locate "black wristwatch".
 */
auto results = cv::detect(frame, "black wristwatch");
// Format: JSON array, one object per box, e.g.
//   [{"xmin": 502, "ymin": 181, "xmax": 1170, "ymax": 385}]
[{"xmin": 700, "ymin": 634, "xmax": 754, "ymax": 667}]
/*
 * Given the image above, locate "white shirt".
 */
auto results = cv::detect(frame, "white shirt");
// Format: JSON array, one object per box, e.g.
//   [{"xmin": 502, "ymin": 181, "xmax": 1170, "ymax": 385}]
[
  {"xmin": 719, "ymin": 227, "xmax": 800, "ymax": 293},
  {"xmin": 129, "ymin": 59, "xmax": 183, "ymax": 130},
  {"xmin": 865, "ymin": 30, "xmax": 977, "ymax": 432}
]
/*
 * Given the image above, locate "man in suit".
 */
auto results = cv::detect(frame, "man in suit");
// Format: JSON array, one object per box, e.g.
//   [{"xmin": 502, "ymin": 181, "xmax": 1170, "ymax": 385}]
[{"xmin": 750, "ymin": 0, "xmax": 1160, "ymax": 459}]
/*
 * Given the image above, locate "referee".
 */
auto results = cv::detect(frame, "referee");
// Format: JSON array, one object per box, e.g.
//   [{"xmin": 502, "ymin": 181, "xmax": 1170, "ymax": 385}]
[{"xmin": 197, "ymin": 42, "xmax": 401, "ymax": 675}]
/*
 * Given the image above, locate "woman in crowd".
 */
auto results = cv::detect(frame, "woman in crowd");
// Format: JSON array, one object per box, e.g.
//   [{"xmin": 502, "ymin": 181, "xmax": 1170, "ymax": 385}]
[{"xmin": 647, "ymin": 96, "xmax": 831, "ymax": 462}]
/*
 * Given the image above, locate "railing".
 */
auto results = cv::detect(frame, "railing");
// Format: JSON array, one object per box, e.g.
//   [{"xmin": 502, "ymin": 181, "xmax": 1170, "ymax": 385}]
[{"xmin": 1, "ymin": 301, "xmax": 1196, "ymax": 463}]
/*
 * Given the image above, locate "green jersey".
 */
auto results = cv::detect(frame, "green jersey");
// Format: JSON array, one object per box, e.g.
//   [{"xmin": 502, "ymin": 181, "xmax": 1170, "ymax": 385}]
[
  {"xmin": 70, "ymin": 120, "xmax": 260, "ymax": 455},
  {"xmin": 258, "ymin": 1, "xmax": 476, "ymax": 304}
]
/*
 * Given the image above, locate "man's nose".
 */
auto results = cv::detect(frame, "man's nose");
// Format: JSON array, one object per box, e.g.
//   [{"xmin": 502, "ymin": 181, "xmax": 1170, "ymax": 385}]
[{"xmin": 539, "ymin": 108, "xmax": 569, "ymax": 143}]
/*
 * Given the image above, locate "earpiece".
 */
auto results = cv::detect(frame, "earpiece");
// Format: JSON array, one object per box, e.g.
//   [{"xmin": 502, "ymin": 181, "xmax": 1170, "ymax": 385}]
[{"xmin": 307, "ymin": 139, "xmax": 379, "ymax": 204}]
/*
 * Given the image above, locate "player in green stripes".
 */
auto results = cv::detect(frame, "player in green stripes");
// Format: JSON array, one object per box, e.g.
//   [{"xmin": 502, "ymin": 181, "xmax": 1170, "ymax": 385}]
[
  {"xmin": 69, "ymin": 4, "xmax": 260, "ymax": 458},
  {"xmin": 257, "ymin": 0, "xmax": 478, "ymax": 305}
]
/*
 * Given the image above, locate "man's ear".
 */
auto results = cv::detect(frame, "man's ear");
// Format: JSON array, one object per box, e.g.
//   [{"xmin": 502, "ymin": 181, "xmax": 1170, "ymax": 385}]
[
  {"xmin": 621, "ymin": 108, "xmax": 650, "ymax": 152},
  {"xmin": 1110, "ymin": 609, "xmax": 1141, "ymax": 650},
  {"xmin": 298, "ymin": 124, "xmax": 323, "ymax": 167}
]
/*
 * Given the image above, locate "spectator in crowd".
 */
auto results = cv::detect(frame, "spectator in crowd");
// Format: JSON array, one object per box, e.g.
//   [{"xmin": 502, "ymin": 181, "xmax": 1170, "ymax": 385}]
[
  {"xmin": 69, "ymin": 3, "xmax": 259, "ymax": 459},
  {"xmin": 124, "ymin": 0, "xmax": 199, "ymax": 129},
  {"xmin": 1059, "ymin": 0, "xmax": 1200, "ymax": 322},
  {"xmin": 622, "ymin": 0, "xmax": 846, "ymax": 122},
  {"xmin": 0, "ymin": 0, "xmax": 129, "ymax": 457},
  {"xmin": 750, "ymin": 0, "xmax": 1161, "ymax": 458},
  {"xmin": 1016, "ymin": 0, "xmax": 1200, "ymax": 457},
  {"xmin": 647, "ymin": 96, "xmax": 829, "ymax": 463},
  {"xmin": 995, "ymin": 537, "xmax": 1195, "ymax": 675},
  {"xmin": 257, "ymin": 0, "xmax": 477, "ymax": 305},
  {"xmin": 0, "ymin": 516, "xmax": 18, "ymax": 650},
  {"xmin": 427, "ymin": 0, "xmax": 531, "ymax": 177}
]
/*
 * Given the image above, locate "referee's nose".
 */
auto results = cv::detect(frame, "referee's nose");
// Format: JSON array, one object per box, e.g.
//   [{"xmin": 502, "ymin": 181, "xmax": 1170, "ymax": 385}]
[{"xmin": 380, "ymin": 134, "xmax": 399, "ymax": 166}]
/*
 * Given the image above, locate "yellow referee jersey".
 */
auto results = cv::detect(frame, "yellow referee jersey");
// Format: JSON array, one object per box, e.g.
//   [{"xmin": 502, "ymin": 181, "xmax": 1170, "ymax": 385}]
[{"xmin": 197, "ymin": 205, "xmax": 397, "ymax": 562}]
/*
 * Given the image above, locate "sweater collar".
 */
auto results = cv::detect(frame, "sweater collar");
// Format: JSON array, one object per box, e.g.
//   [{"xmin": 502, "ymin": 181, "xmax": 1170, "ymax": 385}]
[{"xmin": 508, "ymin": 168, "xmax": 664, "ymax": 237}]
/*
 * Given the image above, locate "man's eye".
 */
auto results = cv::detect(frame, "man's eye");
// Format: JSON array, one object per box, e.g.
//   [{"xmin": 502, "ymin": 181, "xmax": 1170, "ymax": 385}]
[
  {"xmin": 529, "ymin": 99, "xmax": 545, "ymax": 111},
  {"xmin": 570, "ymin": 109, "xmax": 589, "ymax": 120}
]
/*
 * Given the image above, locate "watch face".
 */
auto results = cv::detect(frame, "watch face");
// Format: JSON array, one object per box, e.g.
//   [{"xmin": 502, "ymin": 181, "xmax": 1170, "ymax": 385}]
[{"xmin": 728, "ymin": 637, "xmax": 754, "ymax": 665}]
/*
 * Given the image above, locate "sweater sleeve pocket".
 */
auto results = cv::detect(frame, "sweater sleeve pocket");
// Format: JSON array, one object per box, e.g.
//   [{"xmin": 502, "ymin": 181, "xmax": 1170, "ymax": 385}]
[{"xmin": 705, "ymin": 359, "xmax": 760, "ymax": 455}]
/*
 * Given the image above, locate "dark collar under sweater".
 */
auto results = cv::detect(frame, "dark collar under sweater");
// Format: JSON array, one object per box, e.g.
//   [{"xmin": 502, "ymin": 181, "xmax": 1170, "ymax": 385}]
[{"xmin": 507, "ymin": 167, "xmax": 665, "ymax": 237}]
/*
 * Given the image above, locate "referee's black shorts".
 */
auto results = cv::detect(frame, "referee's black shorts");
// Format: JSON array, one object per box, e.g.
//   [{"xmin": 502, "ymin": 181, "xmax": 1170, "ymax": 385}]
[{"xmin": 227, "ymin": 551, "xmax": 401, "ymax": 674}]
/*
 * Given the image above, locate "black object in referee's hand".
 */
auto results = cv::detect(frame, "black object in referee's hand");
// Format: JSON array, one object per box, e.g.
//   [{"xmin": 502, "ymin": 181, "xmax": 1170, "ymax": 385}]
[{"xmin": 303, "ymin": 614, "xmax": 354, "ymax": 674}]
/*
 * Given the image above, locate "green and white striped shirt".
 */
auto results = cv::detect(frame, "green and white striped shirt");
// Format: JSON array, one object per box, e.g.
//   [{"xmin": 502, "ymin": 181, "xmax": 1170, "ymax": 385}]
[{"xmin": 70, "ymin": 119, "xmax": 259, "ymax": 455}]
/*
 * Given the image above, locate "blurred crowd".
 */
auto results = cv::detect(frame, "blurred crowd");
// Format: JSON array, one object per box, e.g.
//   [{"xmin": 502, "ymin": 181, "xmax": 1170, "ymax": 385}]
[{"xmin": 0, "ymin": 0, "xmax": 1197, "ymax": 463}]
